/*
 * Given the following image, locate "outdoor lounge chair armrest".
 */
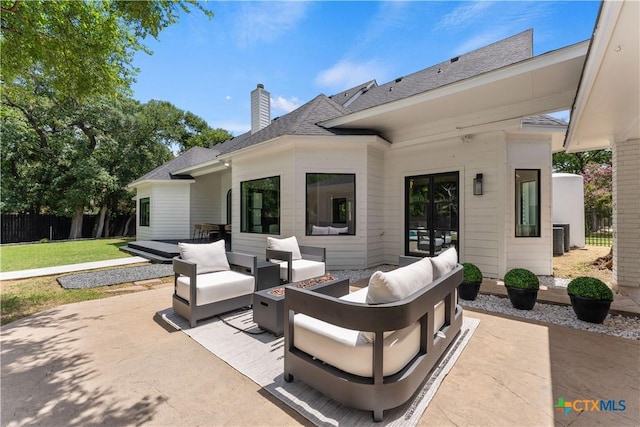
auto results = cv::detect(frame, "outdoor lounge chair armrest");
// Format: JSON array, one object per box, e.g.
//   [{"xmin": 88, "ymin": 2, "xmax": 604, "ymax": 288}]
[
  {"xmin": 226, "ymin": 251, "xmax": 258, "ymax": 276},
  {"xmin": 173, "ymin": 256, "xmax": 197, "ymax": 278},
  {"xmin": 266, "ymin": 248, "xmax": 293, "ymax": 282},
  {"xmin": 173, "ymin": 256, "xmax": 198, "ymax": 305},
  {"xmin": 265, "ymin": 248, "xmax": 293, "ymax": 263},
  {"xmin": 299, "ymin": 245, "xmax": 326, "ymax": 262}
]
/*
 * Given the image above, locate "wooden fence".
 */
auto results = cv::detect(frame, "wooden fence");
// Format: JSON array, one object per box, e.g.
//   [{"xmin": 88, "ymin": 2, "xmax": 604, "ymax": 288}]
[{"xmin": 1, "ymin": 213, "xmax": 135, "ymax": 244}]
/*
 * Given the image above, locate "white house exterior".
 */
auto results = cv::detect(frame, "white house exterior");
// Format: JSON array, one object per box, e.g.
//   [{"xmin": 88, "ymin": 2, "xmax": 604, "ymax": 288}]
[
  {"xmin": 128, "ymin": 29, "xmax": 593, "ymax": 280},
  {"xmin": 564, "ymin": 0, "xmax": 639, "ymax": 289}
]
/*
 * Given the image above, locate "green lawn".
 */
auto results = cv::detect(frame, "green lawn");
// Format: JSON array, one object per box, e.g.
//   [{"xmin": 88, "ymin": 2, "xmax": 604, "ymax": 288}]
[{"xmin": 0, "ymin": 238, "xmax": 134, "ymax": 272}]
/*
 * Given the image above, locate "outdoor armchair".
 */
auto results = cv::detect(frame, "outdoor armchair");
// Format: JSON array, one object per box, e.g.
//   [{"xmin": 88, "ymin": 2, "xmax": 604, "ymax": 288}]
[
  {"xmin": 265, "ymin": 236, "xmax": 326, "ymax": 283},
  {"xmin": 172, "ymin": 240, "xmax": 257, "ymax": 327}
]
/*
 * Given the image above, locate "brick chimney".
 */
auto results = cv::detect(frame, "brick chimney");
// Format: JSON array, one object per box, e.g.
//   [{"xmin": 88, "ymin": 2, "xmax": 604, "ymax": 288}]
[{"xmin": 251, "ymin": 83, "xmax": 270, "ymax": 135}]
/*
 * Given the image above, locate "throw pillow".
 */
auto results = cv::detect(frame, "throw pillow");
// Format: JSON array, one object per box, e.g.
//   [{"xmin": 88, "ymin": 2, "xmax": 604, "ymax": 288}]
[
  {"xmin": 178, "ymin": 240, "xmax": 230, "ymax": 274},
  {"xmin": 430, "ymin": 247, "xmax": 458, "ymax": 279},
  {"xmin": 366, "ymin": 257, "xmax": 433, "ymax": 304},
  {"xmin": 266, "ymin": 236, "xmax": 302, "ymax": 260},
  {"xmin": 362, "ymin": 258, "xmax": 433, "ymax": 343},
  {"xmin": 328, "ymin": 226, "xmax": 348, "ymax": 235}
]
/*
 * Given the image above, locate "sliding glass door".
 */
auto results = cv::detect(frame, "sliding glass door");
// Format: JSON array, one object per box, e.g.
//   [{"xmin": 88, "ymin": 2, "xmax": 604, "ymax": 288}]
[{"xmin": 405, "ymin": 172, "xmax": 459, "ymax": 257}]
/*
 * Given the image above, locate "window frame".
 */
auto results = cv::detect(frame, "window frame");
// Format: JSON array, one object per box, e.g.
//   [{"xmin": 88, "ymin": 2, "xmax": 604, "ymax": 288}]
[
  {"xmin": 139, "ymin": 197, "xmax": 150, "ymax": 227},
  {"xmin": 515, "ymin": 169, "xmax": 541, "ymax": 238},
  {"xmin": 240, "ymin": 176, "xmax": 281, "ymax": 234},
  {"xmin": 305, "ymin": 172, "xmax": 356, "ymax": 236}
]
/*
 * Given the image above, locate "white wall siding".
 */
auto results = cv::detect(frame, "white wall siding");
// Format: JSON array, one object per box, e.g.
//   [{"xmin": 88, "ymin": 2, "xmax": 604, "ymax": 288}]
[
  {"xmin": 384, "ymin": 133, "xmax": 505, "ymax": 278},
  {"xmin": 367, "ymin": 145, "xmax": 386, "ymax": 267},
  {"xmin": 230, "ymin": 137, "xmax": 376, "ymax": 269},
  {"xmin": 190, "ymin": 173, "xmax": 219, "ymax": 229},
  {"xmin": 151, "ymin": 182, "xmax": 192, "ymax": 240},
  {"xmin": 231, "ymin": 143, "xmax": 295, "ymax": 259},
  {"xmin": 504, "ymin": 136, "xmax": 553, "ymax": 276},
  {"xmin": 293, "ymin": 139, "xmax": 371, "ymax": 269},
  {"xmin": 613, "ymin": 139, "xmax": 640, "ymax": 287}
]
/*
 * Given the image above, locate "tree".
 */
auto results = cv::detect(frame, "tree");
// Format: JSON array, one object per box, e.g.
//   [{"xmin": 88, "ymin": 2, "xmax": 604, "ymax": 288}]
[
  {"xmin": 552, "ymin": 149, "xmax": 612, "ymax": 174},
  {"xmin": 583, "ymin": 162, "xmax": 612, "ymax": 232},
  {"xmin": 1, "ymin": 90, "xmax": 228, "ymax": 238},
  {"xmin": 1, "ymin": 0, "xmax": 213, "ymax": 101}
]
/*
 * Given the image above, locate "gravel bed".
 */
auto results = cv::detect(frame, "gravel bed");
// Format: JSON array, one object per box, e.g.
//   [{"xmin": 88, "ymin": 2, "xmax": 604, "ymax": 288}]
[
  {"xmin": 461, "ymin": 294, "xmax": 640, "ymax": 340},
  {"xmin": 58, "ymin": 264, "xmax": 174, "ymax": 289},
  {"xmin": 330, "ymin": 266, "xmax": 640, "ymax": 341}
]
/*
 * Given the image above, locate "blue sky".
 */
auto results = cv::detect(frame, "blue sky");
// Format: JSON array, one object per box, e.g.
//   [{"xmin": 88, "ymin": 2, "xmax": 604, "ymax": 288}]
[{"xmin": 131, "ymin": 1, "xmax": 601, "ymax": 136}]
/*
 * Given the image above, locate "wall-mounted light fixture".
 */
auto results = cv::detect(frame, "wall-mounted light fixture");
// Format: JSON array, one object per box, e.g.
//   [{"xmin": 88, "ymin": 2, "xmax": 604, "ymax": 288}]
[
  {"xmin": 473, "ymin": 173, "xmax": 483, "ymax": 195},
  {"xmin": 223, "ymin": 162, "xmax": 230, "ymax": 167}
]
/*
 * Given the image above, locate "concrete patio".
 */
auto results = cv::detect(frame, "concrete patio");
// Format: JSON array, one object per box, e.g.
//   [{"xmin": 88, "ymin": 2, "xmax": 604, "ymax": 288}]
[{"xmin": 1, "ymin": 282, "xmax": 638, "ymax": 426}]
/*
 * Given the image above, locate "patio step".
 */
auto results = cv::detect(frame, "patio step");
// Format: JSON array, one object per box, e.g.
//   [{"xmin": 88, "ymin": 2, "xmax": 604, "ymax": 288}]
[{"xmin": 119, "ymin": 244, "xmax": 174, "ymax": 264}]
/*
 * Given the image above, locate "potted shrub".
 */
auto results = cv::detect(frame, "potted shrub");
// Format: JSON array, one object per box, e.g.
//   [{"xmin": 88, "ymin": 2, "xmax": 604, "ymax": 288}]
[
  {"xmin": 503, "ymin": 268, "xmax": 539, "ymax": 310},
  {"xmin": 567, "ymin": 277, "xmax": 613, "ymax": 323},
  {"xmin": 459, "ymin": 263, "xmax": 483, "ymax": 300}
]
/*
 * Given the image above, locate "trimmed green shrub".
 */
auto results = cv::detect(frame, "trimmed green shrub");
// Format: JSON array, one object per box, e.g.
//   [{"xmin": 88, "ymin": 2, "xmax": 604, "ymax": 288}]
[
  {"xmin": 503, "ymin": 268, "xmax": 539, "ymax": 290},
  {"xmin": 567, "ymin": 277, "xmax": 613, "ymax": 301},
  {"xmin": 462, "ymin": 263, "xmax": 483, "ymax": 283}
]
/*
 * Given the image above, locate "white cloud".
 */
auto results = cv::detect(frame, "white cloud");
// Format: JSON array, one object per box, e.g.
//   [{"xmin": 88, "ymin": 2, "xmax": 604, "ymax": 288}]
[
  {"xmin": 271, "ymin": 96, "xmax": 301, "ymax": 114},
  {"xmin": 225, "ymin": 95, "xmax": 232, "ymax": 100},
  {"xmin": 235, "ymin": 2, "xmax": 308, "ymax": 47},
  {"xmin": 315, "ymin": 60, "xmax": 386, "ymax": 92},
  {"xmin": 436, "ymin": 2, "xmax": 496, "ymax": 31}
]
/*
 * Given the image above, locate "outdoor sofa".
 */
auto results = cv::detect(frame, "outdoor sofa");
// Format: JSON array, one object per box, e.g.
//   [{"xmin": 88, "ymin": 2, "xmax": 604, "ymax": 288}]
[
  {"xmin": 265, "ymin": 236, "xmax": 326, "ymax": 283},
  {"xmin": 173, "ymin": 240, "xmax": 257, "ymax": 327},
  {"xmin": 283, "ymin": 248, "xmax": 463, "ymax": 421}
]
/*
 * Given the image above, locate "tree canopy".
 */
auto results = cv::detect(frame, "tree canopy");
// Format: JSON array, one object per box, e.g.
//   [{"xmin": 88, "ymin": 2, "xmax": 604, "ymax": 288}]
[{"xmin": 1, "ymin": 0, "xmax": 213, "ymax": 101}]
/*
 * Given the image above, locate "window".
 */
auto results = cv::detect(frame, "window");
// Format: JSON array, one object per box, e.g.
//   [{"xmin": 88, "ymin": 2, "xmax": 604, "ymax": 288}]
[
  {"xmin": 515, "ymin": 169, "xmax": 540, "ymax": 237},
  {"xmin": 306, "ymin": 173, "xmax": 355, "ymax": 235},
  {"xmin": 140, "ymin": 197, "xmax": 150, "ymax": 227},
  {"xmin": 241, "ymin": 176, "xmax": 280, "ymax": 234}
]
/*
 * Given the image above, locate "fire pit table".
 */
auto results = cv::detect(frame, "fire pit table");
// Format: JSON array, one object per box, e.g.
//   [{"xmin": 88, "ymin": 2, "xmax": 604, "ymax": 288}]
[{"xmin": 253, "ymin": 275, "xmax": 349, "ymax": 336}]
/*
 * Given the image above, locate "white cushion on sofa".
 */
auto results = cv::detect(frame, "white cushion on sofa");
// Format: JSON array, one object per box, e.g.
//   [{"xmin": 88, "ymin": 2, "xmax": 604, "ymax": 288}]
[
  {"xmin": 292, "ymin": 287, "xmax": 447, "ymax": 377},
  {"xmin": 430, "ymin": 247, "xmax": 458, "ymax": 279},
  {"xmin": 267, "ymin": 236, "xmax": 302, "ymax": 260},
  {"xmin": 178, "ymin": 240, "xmax": 229, "ymax": 274},
  {"xmin": 311, "ymin": 225, "xmax": 329, "ymax": 235},
  {"xmin": 176, "ymin": 270, "xmax": 255, "ymax": 306},
  {"xmin": 366, "ymin": 257, "xmax": 433, "ymax": 304},
  {"xmin": 278, "ymin": 259, "xmax": 325, "ymax": 282}
]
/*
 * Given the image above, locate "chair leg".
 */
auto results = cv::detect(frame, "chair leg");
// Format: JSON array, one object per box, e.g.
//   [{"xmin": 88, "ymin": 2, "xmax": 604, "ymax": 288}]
[{"xmin": 284, "ymin": 373, "xmax": 293, "ymax": 382}]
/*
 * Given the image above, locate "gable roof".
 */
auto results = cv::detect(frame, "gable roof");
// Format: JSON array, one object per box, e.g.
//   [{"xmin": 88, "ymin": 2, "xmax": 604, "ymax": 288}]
[
  {"xmin": 344, "ymin": 29, "xmax": 533, "ymax": 113},
  {"xmin": 127, "ymin": 146, "xmax": 219, "ymax": 187},
  {"xmin": 216, "ymin": 95, "xmax": 376, "ymax": 156}
]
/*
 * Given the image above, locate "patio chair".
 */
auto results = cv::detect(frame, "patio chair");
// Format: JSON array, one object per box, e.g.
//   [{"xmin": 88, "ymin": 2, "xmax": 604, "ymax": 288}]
[
  {"xmin": 173, "ymin": 240, "xmax": 257, "ymax": 327},
  {"xmin": 265, "ymin": 236, "xmax": 326, "ymax": 283}
]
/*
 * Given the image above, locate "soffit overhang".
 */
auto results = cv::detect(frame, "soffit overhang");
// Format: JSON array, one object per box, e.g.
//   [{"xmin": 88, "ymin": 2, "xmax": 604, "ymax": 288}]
[
  {"xmin": 564, "ymin": 0, "xmax": 640, "ymax": 152},
  {"xmin": 321, "ymin": 42, "xmax": 589, "ymax": 144}
]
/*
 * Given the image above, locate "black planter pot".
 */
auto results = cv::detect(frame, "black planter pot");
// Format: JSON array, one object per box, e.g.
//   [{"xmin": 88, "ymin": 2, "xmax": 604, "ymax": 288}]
[
  {"xmin": 505, "ymin": 287, "xmax": 538, "ymax": 310},
  {"xmin": 459, "ymin": 282, "xmax": 481, "ymax": 301},
  {"xmin": 569, "ymin": 295, "xmax": 612, "ymax": 323}
]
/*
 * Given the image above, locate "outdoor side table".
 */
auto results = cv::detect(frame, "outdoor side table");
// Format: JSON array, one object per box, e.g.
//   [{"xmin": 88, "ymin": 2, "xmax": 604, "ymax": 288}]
[{"xmin": 253, "ymin": 275, "xmax": 349, "ymax": 336}]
